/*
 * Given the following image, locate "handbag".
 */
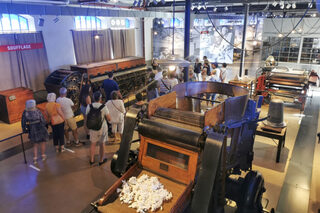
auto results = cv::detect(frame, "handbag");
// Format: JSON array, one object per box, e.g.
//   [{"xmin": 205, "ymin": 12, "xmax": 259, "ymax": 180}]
[{"xmin": 50, "ymin": 104, "xmax": 64, "ymax": 125}]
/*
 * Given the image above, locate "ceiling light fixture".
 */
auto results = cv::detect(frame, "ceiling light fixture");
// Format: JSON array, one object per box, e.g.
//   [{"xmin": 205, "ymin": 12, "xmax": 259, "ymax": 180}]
[
  {"xmin": 286, "ymin": 3, "xmax": 291, "ymax": 9},
  {"xmin": 279, "ymin": 1, "xmax": 285, "ymax": 9},
  {"xmin": 224, "ymin": 6, "xmax": 228, "ymax": 11},
  {"xmin": 292, "ymin": 2, "xmax": 296, "ymax": 9},
  {"xmin": 312, "ymin": 13, "xmax": 317, "ymax": 17},
  {"xmin": 191, "ymin": 3, "xmax": 195, "ymax": 10},
  {"xmin": 292, "ymin": 30, "xmax": 296, "ymax": 33},
  {"xmin": 213, "ymin": 7, "xmax": 217, "ymax": 12},
  {"xmin": 308, "ymin": 2, "xmax": 313, "ymax": 8},
  {"xmin": 278, "ymin": 33, "xmax": 283, "ymax": 37},
  {"xmin": 272, "ymin": 1, "xmax": 278, "ymax": 7}
]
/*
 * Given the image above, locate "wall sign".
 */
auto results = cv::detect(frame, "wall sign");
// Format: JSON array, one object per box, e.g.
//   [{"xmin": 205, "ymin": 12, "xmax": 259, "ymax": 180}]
[{"xmin": 0, "ymin": 43, "xmax": 43, "ymax": 52}]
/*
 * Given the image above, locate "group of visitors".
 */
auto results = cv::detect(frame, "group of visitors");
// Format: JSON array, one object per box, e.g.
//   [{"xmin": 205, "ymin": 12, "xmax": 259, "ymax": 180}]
[
  {"xmin": 22, "ymin": 71, "xmax": 125, "ymax": 166},
  {"xmin": 21, "ymin": 58, "xmax": 228, "ymax": 165},
  {"xmin": 193, "ymin": 56, "xmax": 227, "ymax": 83}
]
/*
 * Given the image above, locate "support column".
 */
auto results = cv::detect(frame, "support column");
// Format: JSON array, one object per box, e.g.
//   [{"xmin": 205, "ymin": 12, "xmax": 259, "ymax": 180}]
[
  {"xmin": 239, "ymin": 3, "xmax": 249, "ymax": 77},
  {"xmin": 184, "ymin": 0, "xmax": 191, "ymax": 82}
]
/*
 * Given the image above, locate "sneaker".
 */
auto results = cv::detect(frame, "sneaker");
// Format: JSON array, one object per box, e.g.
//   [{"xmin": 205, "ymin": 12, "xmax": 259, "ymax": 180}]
[
  {"xmin": 89, "ymin": 160, "xmax": 95, "ymax": 165},
  {"xmin": 98, "ymin": 158, "xmax": 107, "ymax": 166},
  {"xmin": 61, "ymin": 147, "xmax": 66, "ymax": 152},
  {"xmin": 75, "ymin": 142, "xmax": 81, "ymax": 147},
  {"xmin": 42, "ymin": 154, "xmax": 47, "ymax": 161},
  {"xmin": 33, "ymin": 157, "xmax": 38, "ymax": 164}
]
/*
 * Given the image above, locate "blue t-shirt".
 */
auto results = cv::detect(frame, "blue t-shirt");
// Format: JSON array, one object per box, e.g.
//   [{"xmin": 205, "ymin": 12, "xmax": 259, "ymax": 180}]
[{"xmin": 103, "ymin": 79, "xmax": 119, "ymax": 101}]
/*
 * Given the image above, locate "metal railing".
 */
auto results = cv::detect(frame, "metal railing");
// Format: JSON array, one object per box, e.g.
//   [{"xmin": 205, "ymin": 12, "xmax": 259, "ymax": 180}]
[{"xmin": 0, "ymin": 133, "xmax": 27, "ymax": 164}]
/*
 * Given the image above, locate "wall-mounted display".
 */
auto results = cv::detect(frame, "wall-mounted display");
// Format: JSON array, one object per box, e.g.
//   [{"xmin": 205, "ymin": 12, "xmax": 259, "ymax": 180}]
[{"xmin": 152, "ymin": 18, "xmax": 184, "ymax": 59}]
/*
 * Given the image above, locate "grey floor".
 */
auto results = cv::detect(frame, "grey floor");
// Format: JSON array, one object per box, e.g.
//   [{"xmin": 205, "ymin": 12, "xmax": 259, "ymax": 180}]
[{"xmin": 0, "ymin": 133, "xmax": 120, "ymax": 213}]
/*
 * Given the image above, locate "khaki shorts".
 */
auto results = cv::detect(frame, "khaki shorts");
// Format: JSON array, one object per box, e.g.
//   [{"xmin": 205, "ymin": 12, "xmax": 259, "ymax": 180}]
[{"xmin": 65, "ymin": 117, "xmax": 77, "ymax": 131}]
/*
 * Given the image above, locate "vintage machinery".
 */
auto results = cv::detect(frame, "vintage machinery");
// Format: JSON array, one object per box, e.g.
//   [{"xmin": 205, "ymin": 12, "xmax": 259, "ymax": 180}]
[
  {"xmin": 92, "ymin": 82, "xmax": 266, "ymax": 213},
  {"xmin": 256, "ymin": 66, "xmax": 309, "ymax": 111},
  {"xmin": 44, "ymin": 57, "xmax": 148, "ymax": 110},
  {"xmin": 0, "ymin": 87, "xmax": 34, "ymax": 124}
]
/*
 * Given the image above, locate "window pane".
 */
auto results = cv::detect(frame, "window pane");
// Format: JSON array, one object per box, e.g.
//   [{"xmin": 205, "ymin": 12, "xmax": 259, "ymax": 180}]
[
  {"xmin": 19, "ymin": 16, "xmax": 28, "ymax": 31},
  {"xmin": 2, "ymin": 14, "xmax": 11, "ymax": 31},
  {"xmin": 97, "ymin": 19, "xmax": 101, "ymax": 29},
  {"xmin": 125, "ymin": 19, "xmax": 130, "ymax": 28},
  {"xmin": 75, "ymin": 16, "xmax": 81, "ymax": 29},
  {"xmin": 91, "ymin": 17, "xmax": 96, "ymax": 29},
  {"xmin": 10, "ymin": 14, "xmax": 20, "ymax": 31},
  {"xmin": 86, "ymin": 16, "xmax": 91, "ymax": 29},
  {"xmin": 80, "ymin": 16, "xmax": 86, "ymax": 29}
]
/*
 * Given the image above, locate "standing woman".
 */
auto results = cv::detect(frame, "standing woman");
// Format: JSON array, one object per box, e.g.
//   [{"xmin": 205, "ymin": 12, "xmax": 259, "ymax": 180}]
[
  {"xmin": 45, "ymin": 93, "xmax": 65, "ymax": 152},
  {"xmin": 21, "ymin": 100, "xmax": 49, "ymax": 164},
  {"xmin": 79, "ymin": 84, "xmax": 92, "ymax": 140},
  {"xmin": 106, "ymin": 91, "xmax": 126, "ymax": 142}
]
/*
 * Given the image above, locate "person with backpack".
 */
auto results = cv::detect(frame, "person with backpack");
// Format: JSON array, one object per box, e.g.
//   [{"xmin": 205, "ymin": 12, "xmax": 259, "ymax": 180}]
[
  {"xmin": 106, "ymin": 91, "xmax": 126, "ymax": 142},
  {"xmin": 21, "ymin": 99, "xmax": 49, "ymax": 164},
  {"xmin": 79, "ymin": 83, "xmax": 92, "ymax": 140},
  {"xmin": 86, "ymin": 91, "xmax": 111, "ymax": 166}
]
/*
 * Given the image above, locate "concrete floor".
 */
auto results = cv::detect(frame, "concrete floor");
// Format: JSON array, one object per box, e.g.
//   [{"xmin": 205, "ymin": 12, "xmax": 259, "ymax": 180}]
[{"xmin": 0, "ymin": 89, "xmax": 319, "ymax": 213}]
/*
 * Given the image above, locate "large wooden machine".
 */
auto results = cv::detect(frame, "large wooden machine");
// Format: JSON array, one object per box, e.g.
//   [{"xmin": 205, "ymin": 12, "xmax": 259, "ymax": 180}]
[
  {"xmin": 44, "ymin": 57, "xmax": 148, "ymax": 110},
  {"xmin": 256, "ymin": 66, "xmax": 309, "ymax": 111},
  {"xmin": 92, "ymin": 82, "xmax": 267, "ymax": 213}
]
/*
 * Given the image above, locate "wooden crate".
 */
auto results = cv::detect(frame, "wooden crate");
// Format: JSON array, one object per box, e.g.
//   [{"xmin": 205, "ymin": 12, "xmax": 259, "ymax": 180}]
[
  {"xmin": 97, "ymin": 164, "xmax": 193, "ymax": 213},
  {"xmin": 0, "ymin": 87, "xmax": 33, "ymax": 124},
  {"xmin": 97, "ymin": 135, "xmax": 198, "ymax": 212}
]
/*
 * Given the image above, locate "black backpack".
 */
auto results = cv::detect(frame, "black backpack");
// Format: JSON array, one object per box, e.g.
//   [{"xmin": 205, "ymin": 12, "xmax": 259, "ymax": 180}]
[{"xmin": 86, "ymin": 104, "xmax": 105, "ymax": 131}]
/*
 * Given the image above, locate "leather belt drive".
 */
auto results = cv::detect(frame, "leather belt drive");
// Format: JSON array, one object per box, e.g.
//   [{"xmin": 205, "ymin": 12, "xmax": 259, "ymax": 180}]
[
  {"xmin": 114, "ymin": 108, "xmax": 140, "ymax": 174},
  {"xmin": 191, "ymin": 132, "xmax": 224, "ymax": 213}
]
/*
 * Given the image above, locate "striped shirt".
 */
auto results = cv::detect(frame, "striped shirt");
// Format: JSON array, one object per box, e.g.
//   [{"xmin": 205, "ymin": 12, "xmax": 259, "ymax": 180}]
[{"xmin": 159, "ymin": 78, "xmax": 171, "ymax": 94}]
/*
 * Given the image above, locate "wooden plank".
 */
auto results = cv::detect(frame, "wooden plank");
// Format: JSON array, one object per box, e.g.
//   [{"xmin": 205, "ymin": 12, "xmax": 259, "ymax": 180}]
[
  {"xmin": 148, "ymin": 92, "xmax": 176, "ymax": 117},
  {"xmin": 140, "ymin": 136, "xmax": 198, "ymax": 185},
  {"xmin": 204, "ymin": 102, "xmax": 225, "ymax": 127},
  {"xmin": 98, "ymin": 169, "xmax": 188, "ymax": 213},
  {"xmin": 97, "ymin": 163, "xmax": 139, "ymax": 206}
]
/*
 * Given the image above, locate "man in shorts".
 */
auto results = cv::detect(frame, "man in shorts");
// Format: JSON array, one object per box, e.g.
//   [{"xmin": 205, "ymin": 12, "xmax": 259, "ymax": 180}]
[
  {"xmin": 56, "ymin": 87, "xmax": 81, "ymax": 146},
  {"xmin": 86, "ymin": 91, "xmax": 111, "ymax": 165}
]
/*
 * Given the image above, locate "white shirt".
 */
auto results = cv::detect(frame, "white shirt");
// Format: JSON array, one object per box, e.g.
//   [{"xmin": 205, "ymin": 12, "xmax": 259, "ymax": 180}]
[
  {"xmin": 155, "ymin": 71, "xmax": 163, "ymax": 81},
  {"xmin": 220, "ymin": 68, "xmax": 227, "ymax": 82},
  {"xmin": 169, "ymin": 78, "xmax": 179, "ymax": 88},
  {"xmin": 211, "ymin": 68, "xmax": 221, "ymax": 82},
  {"xmin": 106, "ymin": 100, "xmax": 126, "ymax": 124},
  {"xmin": 56, "ymin": 97, "xmax": 74, "ymax": 119},
  {"xmin": 86, "ymin": 102, "xmax": 109, "ymax": 133}
]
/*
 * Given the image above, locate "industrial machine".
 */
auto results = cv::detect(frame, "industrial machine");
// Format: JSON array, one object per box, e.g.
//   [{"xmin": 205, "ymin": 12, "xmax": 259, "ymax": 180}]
[
  {"xmin": 92, "ymin": 82, "xmax": 267, "ymax": 213},
  {"xmin": 256, "ymin": 66, "xmax": 309, "ymax": 111},
  {"xmin": 44, "ymin": 57, "xmax": 148, "ymax": 110}
]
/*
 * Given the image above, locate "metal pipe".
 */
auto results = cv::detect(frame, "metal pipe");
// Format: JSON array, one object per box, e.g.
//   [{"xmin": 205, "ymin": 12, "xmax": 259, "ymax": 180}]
[
  {"xmin": 239, "ymin": 3, "xmax": 249, "ymax": 77},
  {"xmin": 184, "ymin": 0, "xmax": 191, "ymax": 59}
]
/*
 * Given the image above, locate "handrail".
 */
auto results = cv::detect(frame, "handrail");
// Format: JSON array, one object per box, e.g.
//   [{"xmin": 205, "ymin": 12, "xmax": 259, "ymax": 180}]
[{"xmin": 0, "ymin": 132, "xmax": 27, "ymax": 164}]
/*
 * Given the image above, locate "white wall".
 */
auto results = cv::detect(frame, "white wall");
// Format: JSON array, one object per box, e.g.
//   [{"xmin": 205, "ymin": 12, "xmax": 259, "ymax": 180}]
[
  {"xmin": 144, "ymin": 17, "xmax": 154, "ymax": 64},
  {"xmin": 35, "ymin": 15, "xmax": 77, "ymax": 72}
]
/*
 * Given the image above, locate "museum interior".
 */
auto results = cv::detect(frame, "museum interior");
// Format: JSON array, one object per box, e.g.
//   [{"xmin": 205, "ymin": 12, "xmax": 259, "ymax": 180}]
[{"xmin": 0, "ymin": 0, "xmax": 320, "ymax": 212}]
